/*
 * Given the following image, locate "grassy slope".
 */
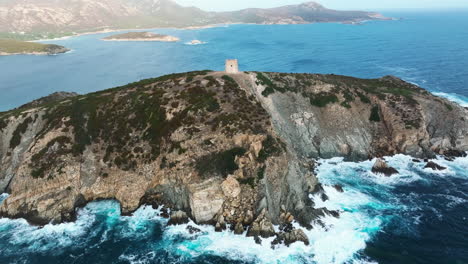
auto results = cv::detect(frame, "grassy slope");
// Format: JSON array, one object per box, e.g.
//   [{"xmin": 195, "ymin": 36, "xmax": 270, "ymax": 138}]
[{"xmin": 0, "ymin": 39, "xmax": 63, "ymax": 54}]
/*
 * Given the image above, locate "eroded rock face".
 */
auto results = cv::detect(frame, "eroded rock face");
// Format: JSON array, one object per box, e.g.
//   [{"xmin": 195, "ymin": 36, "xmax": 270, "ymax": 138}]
[{"xmin": 243, "ymin": 72, "xmax": 468, "ymax": 161}]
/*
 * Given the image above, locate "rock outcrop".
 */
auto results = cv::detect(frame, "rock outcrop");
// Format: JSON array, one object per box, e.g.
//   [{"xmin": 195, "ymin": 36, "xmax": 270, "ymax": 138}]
[
  {"xmin": 371, "ymin": 159, "xmax": 399, "ymax": 176},
  {"xmin": 0, "ymin": 70, "xmax": 467, "ymax": 247},
  {"xmin": 168, "ymin": 210, "xmax": 189, "ymax": 225},
  {"xmin": 424, "ymin": 161, "xmax": 447, "ymax": 171}
]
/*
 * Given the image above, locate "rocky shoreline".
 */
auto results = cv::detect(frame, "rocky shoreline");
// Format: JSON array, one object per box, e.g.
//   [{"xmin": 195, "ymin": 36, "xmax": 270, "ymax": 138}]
[
  {"xmin": 102, "ymin": 32, "xmax": 180, "ymax": 42},
  {"xmin": 0, "ymin": 70, "xmax": 466, "ymax": 247}
]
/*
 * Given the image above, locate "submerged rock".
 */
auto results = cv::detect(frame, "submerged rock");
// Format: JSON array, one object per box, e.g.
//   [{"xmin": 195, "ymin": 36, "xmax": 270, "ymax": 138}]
[
  {"xmin": 424, "ymin": 161, "xmax": 447, "ymax": 171},
  {"xmin": 371, "ymin": 159, "xmax": 399, "ymax": 176},
  {"xmin": 443, "ymin": 150, "xmax": 467, "ymax": 161},
  {"xmin": 333, "ymin": 184, "xmax": 344, "ymax": 192},
  {"xmin": 186, "ymin": 225, "xmax": 201, "ymax": 234}
]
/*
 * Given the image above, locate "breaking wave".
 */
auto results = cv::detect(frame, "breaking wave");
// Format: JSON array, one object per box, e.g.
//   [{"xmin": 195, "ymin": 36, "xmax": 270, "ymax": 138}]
[
  {"xmin": 0, "ymin": 154, "xmax": 467, "ymax": 263},
  {"xmin": 432, "ymin": 92, "xmax": 468, "ymax": 107}
]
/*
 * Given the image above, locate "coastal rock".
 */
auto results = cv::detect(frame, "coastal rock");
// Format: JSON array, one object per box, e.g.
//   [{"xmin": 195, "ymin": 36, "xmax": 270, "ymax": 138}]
[
  {"xmin": 443, "ymin": 150, "xmax": 467, "ymax": 161},
  {"xmin": 371, "ymin": 159, "xmax": 399, "ymax": 176},
  {"xmin": 167, "ymin": 210, "xmax": 189, "ymax": 226},
  {"xmin": 424, "ymin": 161, "xmax": 447, "ymax": 171},
  {"xmin": 186, "ymin": 225, "xmax": 201, "ymax": 234},
  {"xmin": 333, "ymin": 184, "xmax": 344, "ymax": 192},
  {"xmin": 234, "ymin": 222, "xmax": 244, "ymax": 235},
  {"xmin": 246, "ymin": 209, "xmax": 276, "ymax": 238}
]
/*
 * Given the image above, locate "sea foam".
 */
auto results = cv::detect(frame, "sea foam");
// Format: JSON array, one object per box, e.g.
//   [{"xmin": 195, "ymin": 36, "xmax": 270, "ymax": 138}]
[{"xmin": 433, "ymin": 92, "xmax": 468, "ymax": 107}]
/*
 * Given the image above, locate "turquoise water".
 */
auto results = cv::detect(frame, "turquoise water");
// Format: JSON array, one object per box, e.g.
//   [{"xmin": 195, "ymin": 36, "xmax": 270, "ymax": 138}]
[
  {"xmin": 0, "ymin": 10, "xmax": 468, "ymax": 264},
  {"xmin": 0, "ymin": 10, "xmax": 467, "ymax": 111}
]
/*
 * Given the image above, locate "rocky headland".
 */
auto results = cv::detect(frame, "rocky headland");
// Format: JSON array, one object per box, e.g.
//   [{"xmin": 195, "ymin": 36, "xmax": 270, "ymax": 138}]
[
  {"xmin": 102, "ymin": 32, "xmax": 180, "ymax": 42},
  {"xmin": 0, "ymin": 71, "xmax": 466, "ymax": 246},
  {"xmin": 0, "ymin": 39, "xmax": 69, "ymax": 56}
]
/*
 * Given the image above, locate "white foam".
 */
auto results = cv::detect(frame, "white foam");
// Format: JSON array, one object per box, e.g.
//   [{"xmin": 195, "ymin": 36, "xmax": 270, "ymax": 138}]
[
  {"xmin": 184, "ymin": 40, "xmax": 207, "ymax": 45},
  {"xmin": 0, "ymin": 193, "xmax": 8, "ymax": 204},
  {"xmin": 433, "ymin": 92, "xmax": 468, "ymax": 107}
]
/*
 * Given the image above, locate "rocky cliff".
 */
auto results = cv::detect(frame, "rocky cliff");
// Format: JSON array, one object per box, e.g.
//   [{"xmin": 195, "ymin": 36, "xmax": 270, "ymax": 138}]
[{"xmin": 0, "ymin": 71, "xmax": 466, "ymax": 244}]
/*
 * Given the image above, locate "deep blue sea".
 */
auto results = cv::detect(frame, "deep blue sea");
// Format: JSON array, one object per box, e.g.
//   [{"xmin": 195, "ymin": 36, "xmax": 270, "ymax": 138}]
[{"xmin": 0, "ymin": 10, "xmax": 468, "ymax": 264}]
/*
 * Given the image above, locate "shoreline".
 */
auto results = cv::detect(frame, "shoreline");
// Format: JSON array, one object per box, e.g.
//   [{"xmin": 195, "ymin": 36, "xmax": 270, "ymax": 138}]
[{"xmin": 29, "ymin": 16, "xmax": 392, "ymax": 42}]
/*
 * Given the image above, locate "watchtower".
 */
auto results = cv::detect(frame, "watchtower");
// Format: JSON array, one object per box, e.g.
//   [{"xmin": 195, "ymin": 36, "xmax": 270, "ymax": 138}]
[{"xmin": 225, "ymin": 59, "xmax": 239, "ymax": 73}]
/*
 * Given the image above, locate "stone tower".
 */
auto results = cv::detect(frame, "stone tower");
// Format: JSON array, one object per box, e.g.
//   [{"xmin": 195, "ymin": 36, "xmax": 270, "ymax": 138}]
[{"xmin": 225, "ymin": 59, "xmax": 239, "ymax": 73}]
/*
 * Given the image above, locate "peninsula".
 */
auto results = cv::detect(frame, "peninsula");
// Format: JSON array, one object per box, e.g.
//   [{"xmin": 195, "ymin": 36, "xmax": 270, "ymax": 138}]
[
  {"xmin": 102, "ymin": 32, "xmax": 180, "ymax": 42},
  {"xmin": 0, "ymin": 39, "xmax": 69, "ymax": 56},
  {"xmin": 0, "ymin": 68, "xmax": 466, "ymax": 247}
]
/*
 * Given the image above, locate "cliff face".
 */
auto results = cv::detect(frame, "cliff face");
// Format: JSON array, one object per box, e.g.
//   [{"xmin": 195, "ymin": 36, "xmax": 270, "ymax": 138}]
[
  {"xmin": 238, "ymin": 73, "xmax": 468, "ymax": 160},
  {"xmin": 0, "ymin": 71, "xmax": 466, "ymax": 234}
]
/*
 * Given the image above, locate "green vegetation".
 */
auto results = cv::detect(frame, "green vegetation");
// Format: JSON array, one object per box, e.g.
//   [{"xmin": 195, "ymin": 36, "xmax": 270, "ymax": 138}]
[
  {"xmin": 239, "ymin": 177, "xmax": 256, "ymax": 188},
  {"xmin": 0, "ymin": 32, "xmax": 74, "ymax": 41},
  {"xmin": 31, "ymin": 136, "xmax": 72, "ymax": 179},
  {"xmin": 257, "ymin": 166, "xmax": 266, "ymax": 180},
  {"xmin": 0, "ymin": 39, "xmax": 67, "ymax": 54},
  {"xmin": 444, "ymin": 103, "xmax": 454, "ymax": 111},
  {"xmin": 309, "ymin": 92, "xmax": 339, "ymax": 108},
  {"xmin": 0, "ymin": 118, "xmax": 7, "ymax": 131},
  {"xmin": 369, "ymin": 105, "xmax": 381, "ymax": 122},
  {"xmin": 256, "ymin": 72, "xmax": 287, "ymax": 96},
  {"xmin": 22, "ymin": 70, "xmax": 269, "ymax": 176},
  {"xmin": 10, "ymin": 116, "xmax": 33, "ymax": 149},
  {"xmin": 195, "ymin": 147, "xmax": 247, "ymax": 179},
  {"xmin": 181, "ymin": 86, "xmax": 220, "ymax": 112},
  {"xmin": 258, "ymin": 135, "xmax": 283, "ymax": 163}
]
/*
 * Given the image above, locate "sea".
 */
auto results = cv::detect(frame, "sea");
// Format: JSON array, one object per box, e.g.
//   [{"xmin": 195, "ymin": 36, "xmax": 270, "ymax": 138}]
[{"xmin": 0, "ymin": 9, "xmax": 467, "ymax": 264}]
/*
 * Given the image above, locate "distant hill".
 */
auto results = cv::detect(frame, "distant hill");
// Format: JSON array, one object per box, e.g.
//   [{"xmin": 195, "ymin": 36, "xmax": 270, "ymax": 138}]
[
  {"xmin": 0, "ymin": 0, "xmax": 388, "ymax": 40},
  {"xmin": 0, "ymin": 39, "xmax": 69, "ymax": 55}
]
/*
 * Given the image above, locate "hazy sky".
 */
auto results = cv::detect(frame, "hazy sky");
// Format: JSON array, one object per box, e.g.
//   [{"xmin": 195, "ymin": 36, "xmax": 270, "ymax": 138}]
[{"xmin": 175, "ymin": 0, "xmax": 468, "ymax": 11}]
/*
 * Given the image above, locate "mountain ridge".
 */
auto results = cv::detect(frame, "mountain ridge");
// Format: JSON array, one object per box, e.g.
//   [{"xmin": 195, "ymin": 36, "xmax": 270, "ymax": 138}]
[{"xmin": 0, "ymin": 0, "xmax": 389, "ymax": 39}]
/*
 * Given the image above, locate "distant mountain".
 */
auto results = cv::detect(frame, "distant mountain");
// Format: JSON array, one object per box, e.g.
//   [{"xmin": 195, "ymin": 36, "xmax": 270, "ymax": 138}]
[{"xmin": 0, "ymin": 0, "xmax": 388, "ymax": 38}]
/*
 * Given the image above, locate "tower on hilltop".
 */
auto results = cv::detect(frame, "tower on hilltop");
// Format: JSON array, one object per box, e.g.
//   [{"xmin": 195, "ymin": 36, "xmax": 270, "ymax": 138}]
[{"xmin": 225, "ymin": 59, "xmax": 239, "ymax": 73}]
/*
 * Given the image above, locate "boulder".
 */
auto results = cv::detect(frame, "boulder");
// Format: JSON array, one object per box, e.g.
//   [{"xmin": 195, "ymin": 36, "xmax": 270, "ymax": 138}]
[
  {"xmin": 215, "ymin": 215, "xmax": 226, "ymax": 232},
  {"xmin": 272, "ymin": 228, "xmax": 310, "ymax": 247},
  {"xmin": 246, "ymin": 222, "xmax": 260, "ymax": 237},
  {"xmin": 371, "ymin": 159, "xmax": 399, "ymax": 176},
  {"xmin": 424, "ymin": 161, "xmax": 446, "ymax": 171},
  {"xmin": 234, "ymin": 222, "xmax": 244, "ymax": 235},
  {"xmin": 167, "ymin": 210, "xmax": 189, "ymax": 226},
  {"xmin": 246, "ymin": 209, "xmax": 275, "ymax": 238},
  {"xmin": 221, "ymin": 176, "xmax": 241, "ymax": 198}
]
